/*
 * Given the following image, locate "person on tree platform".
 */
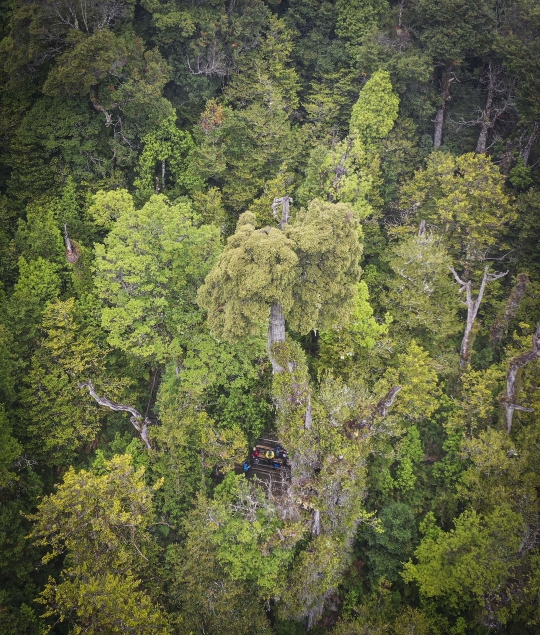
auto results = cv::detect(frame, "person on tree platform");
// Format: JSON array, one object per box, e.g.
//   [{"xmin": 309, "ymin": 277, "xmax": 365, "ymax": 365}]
[{"xmin": 251, "ymin": 447, "xmax": 260, "ymax": 463}]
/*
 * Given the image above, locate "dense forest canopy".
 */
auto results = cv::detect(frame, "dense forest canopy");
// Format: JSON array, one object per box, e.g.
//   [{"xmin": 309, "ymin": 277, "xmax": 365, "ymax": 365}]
[{"xmin": 2, "ymin": 0, "xmax": 540, "ymax": 633}]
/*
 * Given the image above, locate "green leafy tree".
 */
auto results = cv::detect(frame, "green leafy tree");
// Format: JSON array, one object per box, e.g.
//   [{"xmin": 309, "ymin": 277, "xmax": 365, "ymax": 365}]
[
  {"xmin": 94, "ymin": 194, "xmax": 221, "ymax": 363},
  {"xmin": 28, "ymin": 453, "xmax": 170, "ymax": 634},
  {"xmin": 400, "ymin": 152, "xmax": 516, "ymax": 264},
  {"xmin": 299, "ymin": 70, "xmax": 399, "ymax": 215},
  {"xmin": 403, "ymin": 506, "xmax": 528, "ymax": 628},
  {"xmin": 383, "ymin": 232, "xmax": 460, "ymax": 347},
  {"xmin": 133, "ymin": 115, "xmax": 201, "ymax": 203},
  {"xmin": 198, "ymin": 199, "xmax": 362, "ymax": 350}
]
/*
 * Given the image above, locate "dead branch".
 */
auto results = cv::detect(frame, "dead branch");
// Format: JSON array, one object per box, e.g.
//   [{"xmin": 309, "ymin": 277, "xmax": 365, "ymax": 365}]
[
  {"xmin": 502, "ymin": 325, "xmax": 540, "ymax": 434},
  {"xmin": 374, "ymin": 386, "xmax": 402, "ymax": 419},
  {"xmin": 344, "ymin": 386, "xmax": 402, "ymax": 437},
  {"xmin": 79, "ymin": 380, "xmax": 152, "ymax": 449},
  {"xmin": 63, "ymin": 224, "xmax": 80, "ymax": 264}
]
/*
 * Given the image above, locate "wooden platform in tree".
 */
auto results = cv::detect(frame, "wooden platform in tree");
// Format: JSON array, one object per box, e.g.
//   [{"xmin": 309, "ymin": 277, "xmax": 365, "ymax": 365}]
[{"xmin": 236, "ymin": 436, "xmax": 291, "ymax": 496}]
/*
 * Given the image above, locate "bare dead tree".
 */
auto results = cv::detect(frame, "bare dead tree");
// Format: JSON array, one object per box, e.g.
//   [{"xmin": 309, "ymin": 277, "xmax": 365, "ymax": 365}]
[
  {"xmin": 373, "ymin": 386, "xmax": 403, "ymax": 419},
  {"xmin": 79, "ymin": 380, "xmax": 152, "ymax": 449},
  {"xmin": 272, "ymin": 196, "xmax": 292, "ymax": 230},
  {"xmin": 451, "ymin": 266, "xmax": 508, "ymax": 368},
  {"xmin": 186, "ymin": 40, "xmax": 229, "ymax": 77},
  {"xmin": 502, "ymin": 325, "xmax": 540, "ymax": 434},
  {"xmin": 490, "ymin": 273, "xmax": 530, "ymax": 348},
  {"xmin": 89, "ymin": 91, "xmax": 113, "ymax": 127},
  {"xmin": 304, "ymin": 395, "xmax": 312, "ymax": 430},
  {"xmin": 344, "ymin": 386, "xmax": 402, "ymax": 437}
]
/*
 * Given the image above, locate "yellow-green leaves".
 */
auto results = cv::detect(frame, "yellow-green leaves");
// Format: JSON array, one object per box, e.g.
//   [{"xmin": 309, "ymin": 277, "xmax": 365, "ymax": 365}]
[
  {"xmin": 198, "ymin": 200, "xmax": 362, "ymax": 343},
  {"xmin": 350, "ymin": 71, "xmax": 399, "ymax": 148},
  {"xmin": 28, "ymin": 454, "xmax": 169, "ymax": 633},
  {"xmin": 94, "ymin": 194, "xmax": 221, "ymax": 362},
  {"xmin": 198, "ymin": 212, "xmax": 298, "ymax": 342},
  {"xmin": 401, "ymin": 152, "xmax": 516, "ymax": 263}
]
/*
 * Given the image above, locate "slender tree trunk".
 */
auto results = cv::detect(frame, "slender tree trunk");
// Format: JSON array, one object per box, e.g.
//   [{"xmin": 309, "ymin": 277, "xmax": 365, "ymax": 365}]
[
  {"xmin": 304, "ymin": 395, "xmax": 312, "ymax": 430},
  {"xmin": 161, "ymin": 159, "xmax": 166, "ymax": 191},
  {"xmin": 311, "ymin": 509, "xmax": 321, "ymax": 537},
  {"xmin": 268, "ymin": 301, "xmax": 286, "ymax": 373},
  {"xmin": 490, "ymin": 273, "xmax": 530, "ymax": 348},
  {"xmin": 434, "ymin": 67, "xmax": 454, "ymax": 149},
  {"xmin": 520, "ymin": 122, "xmax": 539, "ymax": 166},
  {"xmin": 476, "ymin": 63, "xmax": 496, "ymax": 154},
  {"xmin": 451, "ymin": 266, "xmax": 508, "ymax": 369},
  {"xmin": 502, "ymin": 325, "xmax": 540, "ymax": 434}
]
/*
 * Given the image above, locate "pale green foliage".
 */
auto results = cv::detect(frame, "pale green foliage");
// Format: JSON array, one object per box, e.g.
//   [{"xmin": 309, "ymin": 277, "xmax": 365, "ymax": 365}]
[
  {"xmin": 191, "ymin": 186, "xmax": 227, "ymax": 228},
  {"xmin": 403, "ymin": 506, "xmax": 524, "ymax": 623},
  {"xmin": 394, "ymin": 426, "xmax": 424, "ymax": 491},
  {"xmin": 384, "ymin": 232, "xmax": 460, "ymax": 342},
  {"xmin": 376, "ymin": 341, "xmax": 441, "ymax": 425},
  {"xmin": 29, "ymin": 454, "xmax": 168, "ymax": 633},
  {"xmin": 15, "ymin": 202, "xmax": 65, "ymax": 263},
  {"xmin": 350, "ymin": 71, "xmax": 400, "ymax": 149},
  {"xmin": 94, "ymin": 194, "xmax": 221, "ymax": 361},
  {"xmin": 460, "ymin": 426, "xmax": 540, "ymax": 516},
  {"xmin": 88, "ymin": 189, "xmax": 135, "ymax": 230},
  {"xmin": 280, "ymin": 535, "xmax": 348, "ymax": 624},
  {"xmin": 287, "ymin": 199, "xmax": 362, "ymax": 333},
  {"xmin": 198, "ymin": 200, "xmax": 362, "ymax": 342},
  {"xmin": 167, "ymin": 499, "xmax": 273, "ymax": 635},
  {"xmin": 198, "ymin": 211, "xmax": 298, "ymax": 341},
  {"xmin": 208, "ymin": 474, "xmax": 298, "ymax": 598},
  {"xmin": 39, "ymin": 573, "xmax": 170, "ymax": 635},
  {"xmin": 7, "ymin": 257, "xmax": 61, "ymax": 353},
  {"xmin": 400, "ymin": 152, "xmax": 516, "ymax": 262},
  {"xmin": 447, "ymin": 366, "xmax": 505, "ymax": 436},
  {"xmin": 20, "ymin": 298, "xmax": 106, "ymax": 461},
  {"xmin": 299, "ymin": 71, "xmax": 399, "ymax": 214},
  {"xmin": 224, "ymin": 15, "xmax": 300, "ymax": 115},
  {"xmin": 29, "ymin": 454, "xmax": 157, "ymax": 566}
]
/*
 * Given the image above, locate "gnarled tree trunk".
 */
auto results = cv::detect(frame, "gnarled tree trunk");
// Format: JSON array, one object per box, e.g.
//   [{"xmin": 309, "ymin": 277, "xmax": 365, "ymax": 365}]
[
  {"xmin": 502, "ymin": 325, "xmax": 540, "ymax": 434},
  {"xmin": 268, "ymin": 300, "xmax": 286, "ymax": 373},
  {"xmin": 80, "ymin": 380, "xmax": 152, "ymax": 449}
]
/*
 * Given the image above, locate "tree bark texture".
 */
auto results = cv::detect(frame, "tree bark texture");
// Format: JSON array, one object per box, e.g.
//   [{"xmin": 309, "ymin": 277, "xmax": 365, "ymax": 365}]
[
  {"xmin": 490, "ymin": 273, "xmax": 530, "ymax": 348},
  {"xmin": 268, "ymin": 301, "xmax": 286, "ymax": 373},
  {"xmin": 433, "ymin": 67, "xmax": 454, "ymax": 149},
  {"xmin": 502, "ymin": 325, "xmax": 540, "ymax": 434},
  {"xmin": 476, "ymin": 64, "xmax": 496, "ymax": 154},
  {"xmin": 451, "ymin": 266, "xmax": 508, "ymax": 369},
  {"xmin": 79, "ymin": 380, "xmax": 152, "ymax": 449}
]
